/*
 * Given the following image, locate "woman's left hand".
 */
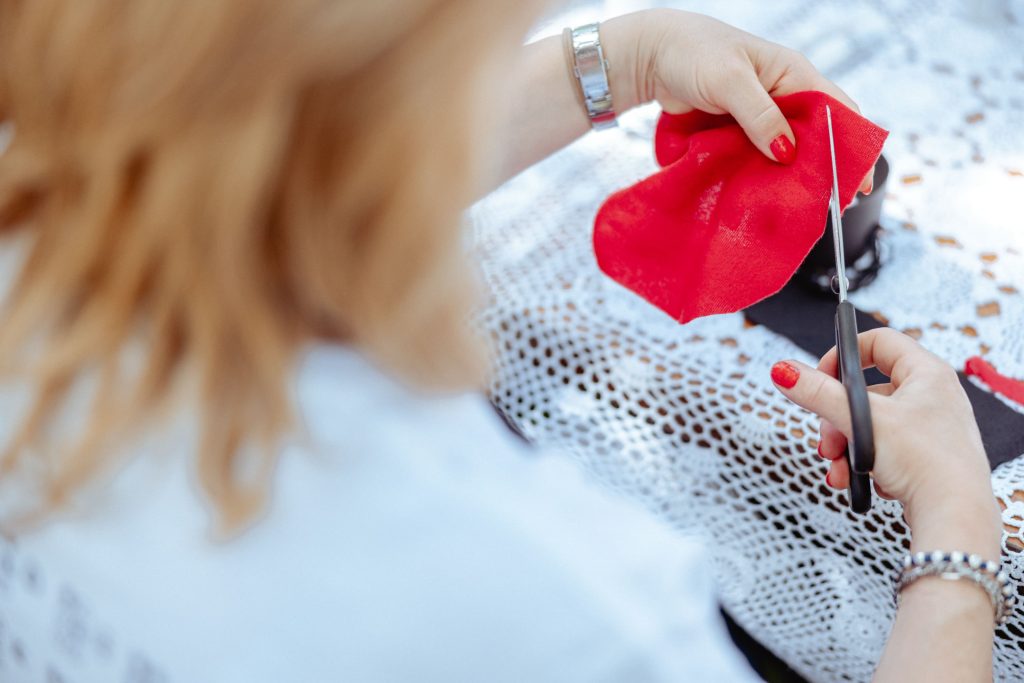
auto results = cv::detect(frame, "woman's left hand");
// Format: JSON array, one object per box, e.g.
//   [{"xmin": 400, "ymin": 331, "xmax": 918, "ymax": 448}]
[{"xmin": 603, "ymin": 9, "xmax": 873, "ymax": 193}]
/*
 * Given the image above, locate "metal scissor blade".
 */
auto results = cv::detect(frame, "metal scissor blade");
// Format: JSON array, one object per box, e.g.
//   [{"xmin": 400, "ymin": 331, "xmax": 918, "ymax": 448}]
[
  {"xmin": 825, "ymin": 105, "xmax": 847, "ymax": 302},
  {"xmin": 826, "ymin": 104, "xmax": 875, "ymax": 512}
]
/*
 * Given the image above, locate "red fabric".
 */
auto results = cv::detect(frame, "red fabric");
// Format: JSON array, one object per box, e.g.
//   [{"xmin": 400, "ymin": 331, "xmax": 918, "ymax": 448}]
[
  {"xmin": 594, "ymin": 91, "xmax": 889, "ymax": 323},
  {"xmin": 965, "ymin": 356, "xmax": 1024, "ymax": 406}
]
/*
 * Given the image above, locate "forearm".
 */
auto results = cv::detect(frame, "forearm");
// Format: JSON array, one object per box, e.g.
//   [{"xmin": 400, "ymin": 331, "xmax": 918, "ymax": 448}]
[
  {"xmin": 494, "ymin": 15, "xmax": 649, "ymax": 185},
  {"xmin": 874, "ymin": 499, "xmax": 1002, "ymax": 682}
]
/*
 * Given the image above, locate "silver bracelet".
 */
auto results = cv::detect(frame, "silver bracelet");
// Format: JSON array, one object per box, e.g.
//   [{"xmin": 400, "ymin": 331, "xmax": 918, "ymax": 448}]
[
  {"xmin": 564, "ymin": 22, "xmax": 616, "ymax": 131},
  {"xmin": 895, "ymin": 551, "xmax": 1015, "ymax": 625}
]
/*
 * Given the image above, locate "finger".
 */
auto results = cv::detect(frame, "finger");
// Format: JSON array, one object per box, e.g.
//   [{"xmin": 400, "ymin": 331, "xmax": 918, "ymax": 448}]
[
  {"xmin": 818, "ymin": 419, "xmax": 847, "ymax": 460},
  {"xmin": 766, "ymin": 46, "xmax": 860, "ymax": 112},
  {"xmin": 722, "ymin": 68, "xmax": 797, "ymax": 165},
  {"xmin": 825, "ymin": 455, "xmax": 850, "ymax": 490},
  {"xmin": 860, "ymin": 169, "xmax": 874, "ymax": 195},
  {"xmin": 770, "ymin": 359, "xmax": 854, "ymax": 433},
  {"xmin": 868, "ymin": 383, "xmax": 895, "ymax": 397},
  {"xmin": 801, "ymin": 70, "xmax": 861, "ymax": 114},
  {"xmin": 818, "ymin": 382, "xmax": 890, "ymax": 460},
  {"xmin": 817, "ymin": 328, "xmax": 945, "ymax": 387},
  {"xmin": 818, "ymin": 352, "xmax": 839, "ymax": 379},
  {"xmin": 874, "ymin": 481, "xmax": 897, "ymax": 500}
]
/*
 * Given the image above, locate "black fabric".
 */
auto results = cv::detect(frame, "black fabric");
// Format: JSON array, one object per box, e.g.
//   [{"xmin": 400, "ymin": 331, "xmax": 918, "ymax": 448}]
[{"xmin": 746, "ymin": 281, "xmax": 1024, "ymax": 470}]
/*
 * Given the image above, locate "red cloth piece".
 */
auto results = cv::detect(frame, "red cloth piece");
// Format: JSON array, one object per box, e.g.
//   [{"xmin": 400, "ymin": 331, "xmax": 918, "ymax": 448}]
[
  {"xmin": 965, "ymin": 356, "xmax": 1024, "ymax": 406},
  {"xmin": 594, "ymin": 91, "xmax": 889, "ymax": 323}
]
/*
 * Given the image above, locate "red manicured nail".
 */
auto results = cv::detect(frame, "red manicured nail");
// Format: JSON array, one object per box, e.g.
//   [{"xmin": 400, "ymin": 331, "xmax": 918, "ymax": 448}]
[
  {"xmin": 770, "ymin": 135, "xmax": 796, "ymax": 165},
  {"xmin": 825, "ymin": 470, "xmax": 833, "ymax": 487},
  {"xmin": 770, "ymin": 361, "xmax": 800, "ymax": 389},
  {"xmin": 817, "ymin": 443, "xmax": 827, "ymax": 459}
]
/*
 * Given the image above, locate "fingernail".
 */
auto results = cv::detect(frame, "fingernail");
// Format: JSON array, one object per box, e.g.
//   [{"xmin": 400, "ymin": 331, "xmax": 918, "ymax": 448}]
[
  {"xmin": 816, "ymin": 443, "xmax": 827, "ymax": 460},
  {"xmin": 770, "ymin": 361, "xmax": 799, "ymax": 389},
  {"xmin": 825, "ymin": 470, "xmax": 833, "ymax": 487},
  {"xmin": 769, "ymin": 135, "xmax": 796, "ymax": 165}
]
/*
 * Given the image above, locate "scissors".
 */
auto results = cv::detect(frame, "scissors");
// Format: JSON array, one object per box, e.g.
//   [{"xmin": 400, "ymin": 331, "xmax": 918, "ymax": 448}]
[{"xmin": 825, "ymin": 104, "xmax": 875, "ymax": 514}]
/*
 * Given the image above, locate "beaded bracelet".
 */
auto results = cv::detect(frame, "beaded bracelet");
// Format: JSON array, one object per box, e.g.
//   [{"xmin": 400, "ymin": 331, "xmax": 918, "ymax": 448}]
[{"xmin": 896, "ymin": 551, "xmax": 1015, "ymax": 625}]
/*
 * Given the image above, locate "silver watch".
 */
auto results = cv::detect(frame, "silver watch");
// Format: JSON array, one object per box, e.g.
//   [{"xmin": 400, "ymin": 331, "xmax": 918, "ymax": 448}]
[{"xmin": 570, "ymin": 23, "xmax": 617, "ymax": 131}]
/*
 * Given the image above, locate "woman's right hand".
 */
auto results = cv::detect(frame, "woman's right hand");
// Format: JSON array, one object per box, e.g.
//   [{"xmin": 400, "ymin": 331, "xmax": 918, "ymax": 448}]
[
  {"xmin": 768, "ymin": 328, "xmax": 999, "ymax": 550},
  {"xmin": 771, "ymin": 328, "xmax": 1004, "ymax": 681}
]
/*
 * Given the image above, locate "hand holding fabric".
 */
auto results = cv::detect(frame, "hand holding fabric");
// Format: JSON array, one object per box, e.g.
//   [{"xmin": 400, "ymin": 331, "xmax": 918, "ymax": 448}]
[
  {"xmin": 594, "ymin": 91, "xmax": 888, "ymax": 324},
  {"xmin": 620, "ymin": 9, "xmax": 873, "ymax": 192}
]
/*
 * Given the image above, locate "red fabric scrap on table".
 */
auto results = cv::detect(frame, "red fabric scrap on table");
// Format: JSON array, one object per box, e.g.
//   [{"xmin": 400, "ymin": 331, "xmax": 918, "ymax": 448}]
[
  {"xmin": 965, "ymin": 356, "xmax": 1024, "ymax": 407},
  {"xmin": 593, "ymin": 91, "xmax": 889, "ymax": 324}
]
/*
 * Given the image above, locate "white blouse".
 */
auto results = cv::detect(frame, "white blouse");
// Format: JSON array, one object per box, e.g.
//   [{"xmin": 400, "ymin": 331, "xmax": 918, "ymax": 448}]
[{"xmin": 0, "ymin": 345, "xmax": 759, "ymax": 682}]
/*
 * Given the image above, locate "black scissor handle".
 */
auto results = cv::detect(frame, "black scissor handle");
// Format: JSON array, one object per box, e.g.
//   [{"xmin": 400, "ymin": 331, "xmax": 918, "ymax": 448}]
[
  {"xmin": 847, "ymin": 469, "xmax": 872, "ymax": 514},
  {"xmin": 835, "ymin": 301, "xmax": 876, "ymax": 513}
]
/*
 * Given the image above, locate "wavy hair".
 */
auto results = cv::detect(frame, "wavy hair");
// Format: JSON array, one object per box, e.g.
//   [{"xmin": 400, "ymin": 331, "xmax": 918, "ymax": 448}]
[{"xmin": 0, "ymin": 0, "xmax": 538, "ymax": 533}]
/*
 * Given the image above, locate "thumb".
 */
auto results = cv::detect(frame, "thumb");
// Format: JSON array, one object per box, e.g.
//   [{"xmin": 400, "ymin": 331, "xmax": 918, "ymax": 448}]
[
  {"xmin": 769, "ymin": 360, "xmax": 852, "ymax": 434},
  {"xmin": 721, "ymin": 72, "xmax": 796, "ymax": 164}
]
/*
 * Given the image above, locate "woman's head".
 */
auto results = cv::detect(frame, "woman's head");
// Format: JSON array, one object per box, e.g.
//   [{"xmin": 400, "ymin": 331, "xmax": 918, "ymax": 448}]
[{"xmin": 0, "ymin": 0, "xmax": 541, "ymax": 532}]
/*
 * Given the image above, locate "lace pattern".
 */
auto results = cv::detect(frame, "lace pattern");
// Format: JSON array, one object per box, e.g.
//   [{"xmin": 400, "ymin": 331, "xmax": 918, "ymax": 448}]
[{"xmin": 473, "ymin": 2, "xmax": 1024, "ymax": 680}]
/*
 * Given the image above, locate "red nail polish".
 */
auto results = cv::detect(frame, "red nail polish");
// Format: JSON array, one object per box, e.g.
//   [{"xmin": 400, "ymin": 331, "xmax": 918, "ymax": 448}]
[
  {"xmin": 770, "ymin": 135, "xmax": 796, "ymax": 165},
  {"xmin": 817, "ymin": 443, "xmax": 826, "ymax": 459},
  {"xmin": 825, "ymin": 470, "xmax": 832, "ymax": 487},
  {"xmin": 770, "ymin": 361, "xmax": 799, "ymax": 389}
]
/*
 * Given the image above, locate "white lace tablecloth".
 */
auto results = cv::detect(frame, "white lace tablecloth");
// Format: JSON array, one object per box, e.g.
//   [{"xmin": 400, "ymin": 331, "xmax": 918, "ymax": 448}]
[{"xmin": 471, "ymin": 2, "xmax": 1024, "ymax": 681}]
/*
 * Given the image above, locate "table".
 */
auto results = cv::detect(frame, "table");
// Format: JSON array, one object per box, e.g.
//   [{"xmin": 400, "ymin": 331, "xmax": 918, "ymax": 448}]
[{"xmin": 471, "ymin": 2, "xmax": 1024, "ymax": 680}]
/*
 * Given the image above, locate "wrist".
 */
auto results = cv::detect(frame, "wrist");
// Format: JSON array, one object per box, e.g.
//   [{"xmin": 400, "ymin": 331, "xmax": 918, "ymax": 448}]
[
  {"xmin": 598, "ymin": 12, "xmax": 656, "ymax": 114},
  {"xmin": 904, "ymin": 466, "xmax": 997, "ymax": 522},
  {"xmin": 906, "ymin": 492, "xmax": 1002, "ymax": 562}
]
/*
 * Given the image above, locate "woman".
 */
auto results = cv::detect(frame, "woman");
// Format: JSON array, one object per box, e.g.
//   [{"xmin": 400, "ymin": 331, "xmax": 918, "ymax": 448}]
[{"xmin": 0, "ymin": 2, "xmax": 1003, "ymax": 681}]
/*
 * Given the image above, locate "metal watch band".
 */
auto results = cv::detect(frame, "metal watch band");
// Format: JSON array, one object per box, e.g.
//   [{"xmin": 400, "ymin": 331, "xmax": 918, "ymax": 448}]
[{"xmin": 569, "ymin": 23, "xmax": 616, "ymax": 131}]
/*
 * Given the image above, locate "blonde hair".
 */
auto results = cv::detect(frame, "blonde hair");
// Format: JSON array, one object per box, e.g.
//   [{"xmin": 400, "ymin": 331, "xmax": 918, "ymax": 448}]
[{"xmin": 0, "ymin": 0, "xmax": 538, "ymax": 533}]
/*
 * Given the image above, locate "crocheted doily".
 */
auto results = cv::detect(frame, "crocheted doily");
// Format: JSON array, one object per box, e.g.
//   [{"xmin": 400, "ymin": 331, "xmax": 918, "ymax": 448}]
[{"xmin": 472, "ymin": 2, "xmax": 1024, "ymax": 681}]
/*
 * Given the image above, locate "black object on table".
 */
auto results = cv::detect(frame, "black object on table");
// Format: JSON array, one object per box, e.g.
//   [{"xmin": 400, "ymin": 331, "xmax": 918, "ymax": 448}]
[{"xmin": 746, "ymin": 281, "xmax": 1024, "ymax": 472}]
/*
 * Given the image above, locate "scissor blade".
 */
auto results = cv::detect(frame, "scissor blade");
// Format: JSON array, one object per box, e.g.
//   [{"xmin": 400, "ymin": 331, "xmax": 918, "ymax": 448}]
[{"xmin": 825, "ymin": 105, "xmax": 847, "ymax": 302}]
